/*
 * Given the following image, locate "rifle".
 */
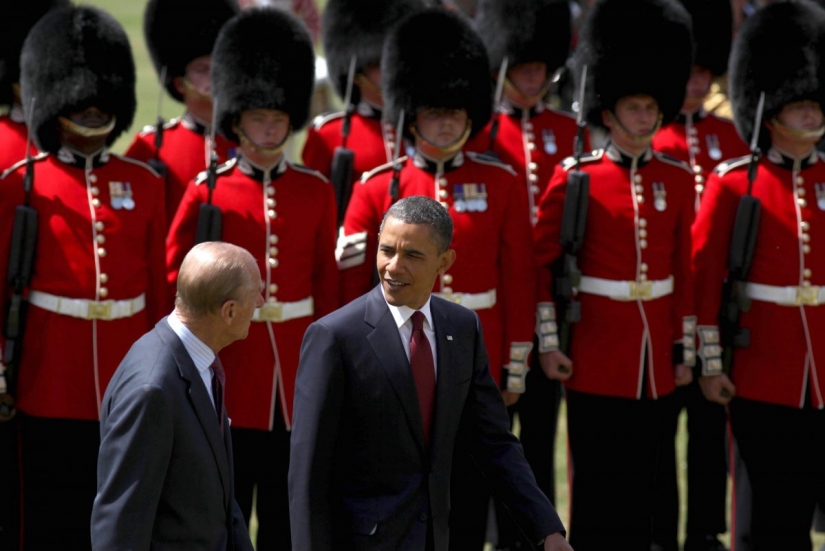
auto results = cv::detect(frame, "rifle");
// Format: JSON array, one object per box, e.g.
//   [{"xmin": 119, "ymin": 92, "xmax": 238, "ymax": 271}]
[
  {"xmin": 147, "ymin": 66, "xmax": 169, "ymax": 180},
  {"xmin": 551, "ymin": 66, "xmax": 589, "ymax": 357},
  {"xmin": 718, "ymin": 92, "xmax": 765, "ymax": 377},
  {"xmin": 484, "ymin": 56, "xmax": 509, "ymax": 159},
  {"xmin": 331, "ymin": 56, "xmax": 357, "ymax": 226},
  {"xmin": 2, "ymin": 97, "xmax": 39, "ymax": 421},
  {"xmin": 195, "ymin": 99, "xmax": 222, "ymax": 244}
]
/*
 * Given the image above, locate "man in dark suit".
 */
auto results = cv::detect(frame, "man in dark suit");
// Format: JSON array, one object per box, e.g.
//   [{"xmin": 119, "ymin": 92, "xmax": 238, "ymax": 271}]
[
  {"xmin": 289, "ymin": 195, "xmax": 572, "ymax": 551},
  {"xmin": 91, "ymin": 241, "xmax": 261, "ymax": 550}
]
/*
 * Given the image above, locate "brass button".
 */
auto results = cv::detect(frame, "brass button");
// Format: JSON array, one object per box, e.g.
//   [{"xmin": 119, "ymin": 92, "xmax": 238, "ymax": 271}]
[
  {"xmin": 802, "ymin": 233, "xmax": 811, "ymax": 243},
  {"xmin": 89, "ymin": 174, "xmax": 98, "ymax": 183},
  {"xmin": 529, "ymin": 162, "xmax": 538, "ymax": 171},
  {"xmin": 804, "ymin": 268, "xmax": 813, "ymax": 278},
  {"xmin": 439, "ymin": 189, "xmax": 448, "ymax": 199},
  {"xmin": 640, "ymin": 263, "xmax": 649, "ymax": 272},
  {"xmin": 267, "ymin": 198, "xmax": 276, "ymax": 208},
  {"xmin": 637, "ymin": 195, "xmax": 645, "ymax": 203},
  {"xmin": 96, "ymin": 234, "xmax": 105, "ymax": 244},
  {"xmin": 530, "ymin": 185, "xmax": 540, "ymax": 195},
  {"xmin": 95, "ymin": 221, "xmax": 104, "ymax": 231},
  {"xmin": 639, "ymin": 274, "xmax": 648, "ymax": 282},
  {"xmin": 442, "ymin": 274, "xmax": 453, "ymax": 285},
  {"xmin": 269, "ymin": 284, "xmax": 278, "ymax": 294},
  {"xmin": 634, "ymin": 174, "xmax": 642, "ymax": 184},
  {"xmin": 639, "ymin": 218, "xmax": 648, "ymax": 228},
  {"xmin": 97, "ymin": 247, "xmax": 107, "ymax": 257},
  {"xmin": 438, "ymin": 178, "xmax": 448, "ymax": 187},
  {"xmin": 529, "ymin": 174, "xmax": 538, "ymax": 183},
  {"xmin": 524, "ymin": 122, "xmax": 534, "ymax": 131},
  {"xmin": 100, "ymin": 273, "xmax": 108, "ymax": 283},
  {"xmin": 802, "ymin": 221, "xmax": 811, "ymax": 231},
  {"xmin": 635, "ymin": 185, "xmax": 644, "ymax": 194},
  {"xmin": 92, "ymin": 199, "xmax": 101, "ymax": 208},
  {"xmin": 268, "ymin": 258, "xmax": 279, "ymax": 267},
  {"xmin": 693, "ymin": 165, "xmax": 702, "ymax": 174},
  {"xmin": 266, "ymin": 186, "xmax": 275, "ymax": 196},
  {"xmin": 268, "ymin": 210, "xmax": 277, "ymax": 219},
  {"xmin": 90, "ymin": 186, "xmax": 99, "ymax": 196},
  {"xmin": 526, "ymin": 133, "xmax": 535, "ymax": 141},
  {"xmin": 798, "ymin": 198, "xmax": 808, "ymax": 208},
  {"xmin": 803, "ymin": 244, "xmax": 811, "ymax": 254},
  {"xmin": 694, "ymin": 175, "xmax": 704, "ymax": 184},
  {"xmin": 695, "ymin": 184, "xmax": 705, "ymax": 193},
  {"xmin": 442, "ymin": 286, "xmax": 453, "ymax": 294},
  {"xmin": 269, "ymin": 234, "xmax": 279, "ymax": 244},
  {"xmin": 528, "ymin": 142, "xmax": 536, "ymax": 151},
  {"xmin": 99, "ymin": 287, "xmax": 108, "ymax": 298},
  {"xmin": 269, "ymin": 247, "xmax": 279, "ymax": 256},
  {"xmin": 796, "ymin": 176, "xmax": 805, "ymax": 186},
  {"xmin": 640, "ymin": 239, "xmax": 648, "ymax": 249},
  {"xmin": 639, "ymin": 229, "xmax": 648, "ymax": 239},
  {"xmin": 798, "ymin": 188, "xmax": 807, "ymax": 197}
]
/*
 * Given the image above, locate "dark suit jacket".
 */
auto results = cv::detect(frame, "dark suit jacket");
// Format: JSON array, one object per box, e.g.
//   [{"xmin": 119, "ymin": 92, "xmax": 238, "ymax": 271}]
[
  {"xmin": 289, "ymin": 286, "xmax": 564, "ymax": 551},
  {"xmin": 91, "ymin": 318, "xmax": 253, "ymax": 551}
]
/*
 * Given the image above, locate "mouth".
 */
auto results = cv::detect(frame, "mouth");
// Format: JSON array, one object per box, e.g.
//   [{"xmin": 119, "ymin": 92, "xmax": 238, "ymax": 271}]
[{"xmin": 383, "ymin": 278, "xmax": 409, "ymax": 291}]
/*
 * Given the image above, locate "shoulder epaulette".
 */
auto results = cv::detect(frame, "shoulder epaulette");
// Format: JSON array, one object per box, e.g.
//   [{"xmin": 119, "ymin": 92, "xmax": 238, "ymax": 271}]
[
  {"xmin": 466, "ymin": 151, "xmax": 517, "ymax": 176},
  {"xmin": 288, "ymin": 161, "xmax": 330, "ymax": 183},
  {"xmin": 138, "ymin": 117, "xmax": 180, "ymax": 137},
  {"xmin": 110, "ymin": 153, "xmax": 163, "ymax": 178},
  {"xmin": 560, "ymin": 150, "xmax": 603, "ymax": 171},
  {"xmin": 713, "ymin": 155, "xmax": 751, "ymax": 176},
  {"xmin": 360, "ymin": 156, "xmax": 408, "ymax": 183},
  {"xmin": 653, "ymin": 151, "xmax": 693, "ymax": 173},
  {"xmin": 195, "ymin": 158, "xmax": 237, "ymax": 185},
  {"xmin": 312, "ymin": 111, "xmax": 345, "ymax": 131},
  {"xmin": 1, "ymin": 152, "xmax": 49, "ymax": 179}
]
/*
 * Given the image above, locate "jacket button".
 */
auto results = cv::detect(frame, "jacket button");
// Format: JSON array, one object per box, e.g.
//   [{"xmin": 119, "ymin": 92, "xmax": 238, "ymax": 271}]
[{"xmin": 419, "ymin": 513, "xmax": 428, "ymax": 522}]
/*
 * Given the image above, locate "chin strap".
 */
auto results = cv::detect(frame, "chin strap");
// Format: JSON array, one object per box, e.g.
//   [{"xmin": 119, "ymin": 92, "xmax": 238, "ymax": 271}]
[
  {"xmin": 182, "ymin": 78, "xmax": 212, "ymax": 101},
  {"xmin": 236, "ymin": 125, "xmax": 291, "ymax": 157},
  {"xmin": 411, "ymin": 122, "xmax": 472, "ymax": 158},
  {"xmin": 58, "ymin": 116, "xmax": 117, "ymax": 138},
  {"xmin": 767, "ymin": 118, "xmax": 825, "ymax": 141},
  {"xmin": 606, "ymin": 111, "xmax": 663, "ymax": 142},
  {"xmin": 502, "ymin": 77, "xmax": 551, "ymax": 107}
]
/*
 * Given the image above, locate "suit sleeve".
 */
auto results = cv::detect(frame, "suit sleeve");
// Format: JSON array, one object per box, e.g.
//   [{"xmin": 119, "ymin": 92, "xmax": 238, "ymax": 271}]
[
  {"xmin": 91, "ymin": 381, "xmax": 173, "ymax": 550},
  {"xmin": 464, "ymin": 313, "xmax": 566, "ymax": 541},
  {"xmin": 289, "ymin": 320, "xmax": 345, "ymax": 551}
]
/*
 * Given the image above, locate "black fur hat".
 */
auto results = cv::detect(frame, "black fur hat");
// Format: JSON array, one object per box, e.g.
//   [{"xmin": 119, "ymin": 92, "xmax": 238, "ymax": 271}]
[
  {"xmin": 144, "ymin": 0, "xmax": 239, "ymax": 103},
  {"xmin": 0, "ymin": 0, "xmax": 70, "ymax": 106},
  {"xmin": 575, "ymin": 0, "xmax": 693, "ymax": 129},
  {"xmin": 322, "ymin": 0, "xmax": 425, "ymax": 104},
  {"xmin": 212, "ymin": 7, "xmax": 315, "ymax": 141},
  {"xmin": 20, "ymin": 5, "xmax": 136, "ymax": 154},
  {"xmin": 475, "ymin": 0, "xmax": 571, "ymax": 75},
  {"xmin": 383, "ymin": 7, "xmax": 492, "ymax": 139},
  {"xmin": 679, "ymin": 0, "xmax": 733, "ymax": 76},
  {"xmin": 730, "ymin": 0, "xmax": 825, "ymax": 149}
]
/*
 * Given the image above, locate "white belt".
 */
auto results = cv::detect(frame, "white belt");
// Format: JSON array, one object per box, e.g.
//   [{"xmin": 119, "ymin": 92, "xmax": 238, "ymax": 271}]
[
  {"xmin": 252, "ymin": 297, "xmax": 314, "ymax": 322},
  {"xmin": 29, "ymin": 290, "xmax": 146, "ymax": 320},
  {"xmin": 745, "ymin": 282, "xmax": 824, "ymax": 307},
  {"xmin": 434, "ymin": 288, "xmax": 496, "ymax": 310},
  {"xmin": 578, "ymin": 275, "xmax": 674, "ymax": 301}
]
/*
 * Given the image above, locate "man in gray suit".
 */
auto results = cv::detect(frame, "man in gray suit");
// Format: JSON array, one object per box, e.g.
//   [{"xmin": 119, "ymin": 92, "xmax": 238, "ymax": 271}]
[{"xmin": 91, "ymin": 241, "xmax": 262, "ymax": 550}]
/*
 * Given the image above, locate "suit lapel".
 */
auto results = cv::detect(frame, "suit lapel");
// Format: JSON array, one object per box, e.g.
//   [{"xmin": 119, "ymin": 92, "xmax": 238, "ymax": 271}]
[
  {"xmin": 156, "ymin": 319, "xmax": 231, "ymax": 508},
  {"xmin": 430, "ymin": 298, "xmax": 461, "ymax": 455},
  {"xmin": 365, "ymin": 287, "xmax": 427, "ymax": 455}
]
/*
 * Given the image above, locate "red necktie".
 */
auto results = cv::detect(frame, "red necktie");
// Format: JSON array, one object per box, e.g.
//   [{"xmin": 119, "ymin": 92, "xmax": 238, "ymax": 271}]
[
  {"xmin": 210, "ymin": 356, "xmax": 226, "ymax": 435},
  {"xmin": 410, "ymin": 311, "xmax": 436, "ymax": 447}
]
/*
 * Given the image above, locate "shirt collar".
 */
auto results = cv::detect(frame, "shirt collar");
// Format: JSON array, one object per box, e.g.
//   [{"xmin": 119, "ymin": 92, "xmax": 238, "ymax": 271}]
[
  {"xmin": 167, "ymin": 312, "xmax": 216, "ymax": 377},
  {"xmin": 413, "ymin": 149, "xmax": 464, "ymax": 174},
  {"xmin": 56, "ymin": 145, "xmax": 110, "ymax": 169},
  {"xmin": 604, "ymin": 140, "xmax": 653, "ymax": 169},
  {"xmin": 766, "ymin": 145, "xmax": 819, "ymax": 171},
  {"xmin": 383, "ymin": 291, "xmax": 435, "ymax": 333},
  {"xmin": 236, "ymin": 153, "xmax": 288, "ymax": 182}
]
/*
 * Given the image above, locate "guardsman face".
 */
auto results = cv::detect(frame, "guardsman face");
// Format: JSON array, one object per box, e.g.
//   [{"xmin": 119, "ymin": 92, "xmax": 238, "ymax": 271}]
[
  {"xmin": 175, "ymin": 55, "xmax": 212, "ymax": 97},
  {"xmin": 68, "ymin": 106, "xmax": 113, "ymax": 129},
  {"xmin": 358, "ymin": 63, "xmax": 384, "ymax": 108},
  {"xmin": 774, "ymin": 100, "xmax": 824, "ymax": 133},
  {"xmin": 684, "ymin": 65, "xmax": 713, "ymax": 111},
  {"xmin": 506, "ymin": 61, "xmax": 548, "ymax": 104},
  {"xmin": 414, "ymin": 107, "xmax": 469, "ymax": 150},
  {"xmin": 377, "ymin": 216, "xmax": 456, "ymax": 311}
]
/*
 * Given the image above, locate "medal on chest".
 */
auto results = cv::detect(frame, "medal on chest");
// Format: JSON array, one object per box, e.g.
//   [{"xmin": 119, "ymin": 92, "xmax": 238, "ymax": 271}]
[
  {"xmin": 542, "ymin": 128, "xmax": 558, "ymax": 155},
  {"xmin": 452, "ymin": 183, "xmax": 488, "ymax": 213},
  {"xmin": 652, "ymin": 182, "xmax": 667, "ymax": 212},
  {"xmin": 706, "ymin": 134, "xmax": 722, "ymax": 161},
  {"xmin": 109, "ymin": 181, "xmax": 135, "ymax": 210},
  {"xmin": 816, "ymin": 183, "xmax": 825, "ymax": 211}
]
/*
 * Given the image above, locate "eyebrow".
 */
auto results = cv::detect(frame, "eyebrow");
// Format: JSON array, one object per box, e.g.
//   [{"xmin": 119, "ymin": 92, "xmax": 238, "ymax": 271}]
[{"xmin": 379, "ymin": 243, "xmax": 426, "ymax": 256}]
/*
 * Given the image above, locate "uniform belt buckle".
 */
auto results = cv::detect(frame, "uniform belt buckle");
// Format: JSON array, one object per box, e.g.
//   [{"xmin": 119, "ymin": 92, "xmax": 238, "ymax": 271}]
[
  {"xmin": 628, "ymin": 281, "xmax": 653, "ymax": 300},
  {"xmin": 259, "ymin": 302, "xmax": 283, "ymax": 322},
  {"xmin": 86, "ymin": 301, "xmax": 112, "ymax": 320},
  {"xmin": 796, "ymin": 285, "xmax": 820, "ymax": 306}
]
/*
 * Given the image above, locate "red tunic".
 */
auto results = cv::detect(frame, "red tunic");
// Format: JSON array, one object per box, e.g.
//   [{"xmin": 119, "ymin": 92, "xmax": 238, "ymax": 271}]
[
  {"xmin": 534, "ymin": 144, "xmax": 696, "ymax": 399},
  {"xmin": 125, "ymin": 113, "xmax": 237, "ymax": 230},
  {"xmin": 0, "ymin": 148, "xmax": 167, "ymax": 420},
  {"xmin": 652, "ymin": 108, "xmax": 749, "ymax": 209},
  {"xmin": 0, "ymin": 106, "xmax": 38, "ymax": 172},
  {"xmin": 166, "ymin": 155, "xmax": 339, "ymax": 430},
  {"xmin": 692, "ymin": 148, "xmax": 825, "ymax": 409},
  {"xmin": 465, "ymin": 101, "xmax": 588, "ymax": 224},
  {"xmin": 340, "ymin": 151, "xmax": 536, "ymax": 387}
]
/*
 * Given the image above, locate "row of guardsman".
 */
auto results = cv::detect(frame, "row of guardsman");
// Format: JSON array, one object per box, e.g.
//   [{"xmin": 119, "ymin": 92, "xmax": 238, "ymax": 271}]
[{"xmin": 0, "ymin": 0, "xmax": 824, "ymax": 550}]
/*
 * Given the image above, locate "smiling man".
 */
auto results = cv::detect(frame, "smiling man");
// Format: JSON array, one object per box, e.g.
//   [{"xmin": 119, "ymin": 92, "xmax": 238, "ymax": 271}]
[{"xmin": 290, "ymin": 195, "xmax": 571, "ymax": 551}]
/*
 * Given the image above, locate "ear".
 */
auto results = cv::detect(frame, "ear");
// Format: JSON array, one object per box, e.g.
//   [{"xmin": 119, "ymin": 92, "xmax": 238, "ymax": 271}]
[
  {"xmin": 439, "ymin": 248, "xmax": 457, "ymax": 275},
  {"xmin": 172, "ymin": 76, "xmax": 186, "ymax": 97},
  {"xmin": 601, "ymin": 109, "xmax": 613, "ymax": 129},
  {"xmin": 219, "ymin": 299, "xmax": 237, "ymax": 326}
]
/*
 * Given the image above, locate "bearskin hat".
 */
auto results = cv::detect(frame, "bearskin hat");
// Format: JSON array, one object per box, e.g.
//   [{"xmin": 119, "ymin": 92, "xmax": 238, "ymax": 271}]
[
  {"xmin": 475, "ymin": 0, "xmax": 571, "ymax": 76},
  {"xmin": 383, "ymin": 7, "xmax": 492, "ymax": 139},
  {"xmin": 20, "ymin": 5, "xmax": 136, "ymax": 154},
  {"xmin": 0, "ymin": 0, "xmax": 70, "ymax": 106},
  {"xmin": 212, "ymin": 7, "xmax": 315, "ymax": 141},
  {"xmin": 144, "ymin": 0, "xmax": 239, "ymax": 103},
  {"xmin": 679, "ymin": 0, "xmax": 733, "ymax": 76},
  {"xmin": 575, "ymin": 0, "xmax": 693, "ymax": 129},
  {"xmin": 730, "ymin": 0, "xmax": 825, "ymax": 149},
  {"xmin": 322, "ymin": 0, "xmax": 425, "ymax": 104}
]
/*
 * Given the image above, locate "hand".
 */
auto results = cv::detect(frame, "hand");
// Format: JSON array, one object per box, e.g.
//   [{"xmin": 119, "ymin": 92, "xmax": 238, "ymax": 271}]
[
  {"xmin": 673, "ymin": 364, "xmax": 693, "ymax": 387},
  {"xmin": 539, "ymin": 350, "xmax": 573, "ymax": 381},
  {"xmin": 698, "ymin": 374, "xmax": 736, "ymax": 405},
  {"xmin": 501, "ymin": 390, "xmax": 521, "ymax": 407},
  {"xmin": 544, "ymin": 532, "xmax": 574, "ymax": 551}
]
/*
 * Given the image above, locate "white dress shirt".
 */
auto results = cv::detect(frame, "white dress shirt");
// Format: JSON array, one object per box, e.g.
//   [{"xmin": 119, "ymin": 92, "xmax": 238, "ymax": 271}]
[
  {"xmin": 384, "ymin": 293, "xmax": 438, "ymax": 375},
  {"xmin": 167, "ymin": 312, "xmax": 218, "ymax": 413}
]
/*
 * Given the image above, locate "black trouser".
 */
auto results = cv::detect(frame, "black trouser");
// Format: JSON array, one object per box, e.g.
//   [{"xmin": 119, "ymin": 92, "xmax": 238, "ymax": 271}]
[
  {"xmin": 232, "ymin": 398, "xmax": 291, "ymax": 551},
  {"xmin": 730, "ymin": 397, "xmax": 825, "ymax": 551},
  {"xmin": 652, "ymin": 380, "xmax": 728, "ymax": 550},
  {"xmin": 567, "ymin": 389, "xmax": 674, "ymax": 551},
  {"xmin": 19, "ymin": 414, "xmax": 99, "ymax": 551},
  {"xmin": 496, "ymin": 366, "xmax": 562, "ymax": 549},
  {"xmin": 448, "ymin": 414, "xmax": 491, "ymax": 551},
  {"xmin": 0, "ymin": 417, "xmax": 20, "ymax": 551}
]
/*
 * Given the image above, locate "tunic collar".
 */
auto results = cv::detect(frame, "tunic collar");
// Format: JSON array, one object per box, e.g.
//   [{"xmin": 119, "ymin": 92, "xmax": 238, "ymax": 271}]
[
  {"xmin": 236, "ymin": 153, "xmax": 287, "ymax": 182},
  {"xmin": 604, "ymin": 141, "xmax": 653, "ymax": 169}
]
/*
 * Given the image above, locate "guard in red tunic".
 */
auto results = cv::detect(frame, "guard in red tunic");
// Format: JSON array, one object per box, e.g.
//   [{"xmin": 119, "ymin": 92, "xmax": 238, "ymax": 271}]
[
  {"xmin": 165, "ymin": 8, "xmax": 338, "ymax": 550},
  {"xmin": 0, "ymin": 7, "xmax": 166, "ymax": 549},
  {"xmin": 0, "ymin": 1, "xmax": 68, "ymax": 172},
  {"xmin": 650, "ymin": 2, "xmax": 746, "ymax": 550},
  {"xmin": 301, "ymin": 0, "xmax": 424, "ymax": 214},
  {"xmin": 340, "ymin": 9, "xmax": 536, "ymax": 548},
  {"xmin": 124, "ymin": 0, "xmax": 239, "ymax": 231},
  {"xmin": 533, "ymin": 1, "xmax": 695, "ymax": 548},
  {"xmin": 693, "ymin": 3, "xmax": 825, "ymax": 549}
]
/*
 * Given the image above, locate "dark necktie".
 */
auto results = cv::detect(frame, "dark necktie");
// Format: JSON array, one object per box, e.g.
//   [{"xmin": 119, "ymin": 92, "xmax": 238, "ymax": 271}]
[
  {"xmin": 410, "ymin": 311, "xmax": 436, "ymax": 447},
  {"xmin": 210, "ymin": 356, "xmax": 226, "ymax": 435}
]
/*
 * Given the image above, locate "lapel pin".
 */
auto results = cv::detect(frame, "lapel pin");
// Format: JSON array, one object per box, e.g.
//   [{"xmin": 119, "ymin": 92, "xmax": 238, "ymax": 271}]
[{"xmin": 446, "ymin": 335, "xmax": 453, "ymax": 341}]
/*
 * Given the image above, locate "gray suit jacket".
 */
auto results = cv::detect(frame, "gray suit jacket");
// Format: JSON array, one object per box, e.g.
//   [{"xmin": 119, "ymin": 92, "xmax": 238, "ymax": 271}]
[
  {"xmin": 289, "ymin": 286, "xmax": 563, "ymax": 551},
  {"xmin": 91, "ymin": 318, "xmax": 253, "ymax": 551}
]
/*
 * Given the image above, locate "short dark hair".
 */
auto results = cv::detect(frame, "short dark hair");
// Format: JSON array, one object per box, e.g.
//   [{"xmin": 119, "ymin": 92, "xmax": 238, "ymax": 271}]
[{"xmin": 379, "ymin": 195, "xmax": 453, "ymax": 253}]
